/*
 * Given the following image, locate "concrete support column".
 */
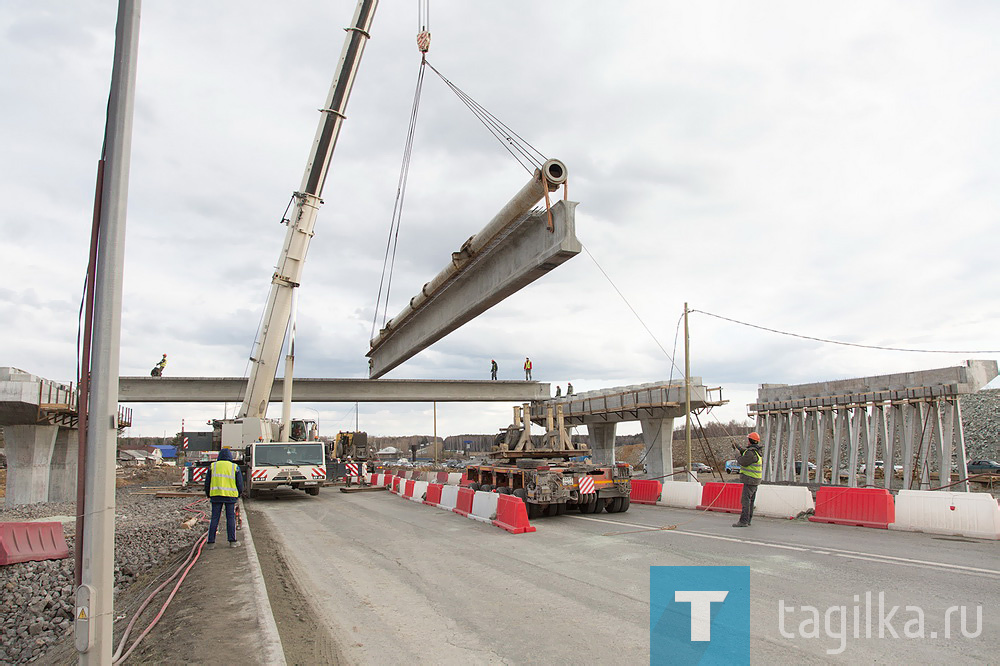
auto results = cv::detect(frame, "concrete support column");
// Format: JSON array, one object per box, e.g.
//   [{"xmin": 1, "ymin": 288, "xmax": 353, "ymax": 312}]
[
  {"xmin": 587, "ymin": 422, "xmax": 616, "ymax": 466},
  {"xmin": 640, "ymin": 417, "xmax": 675, "ymax": 481},
  {"xmin": 48, "ymin": 427, "xmax": 79, "ymax": 503},
  {"xmin": 4, "ymin": 424, "xmax": 58, "ymax": 507}
]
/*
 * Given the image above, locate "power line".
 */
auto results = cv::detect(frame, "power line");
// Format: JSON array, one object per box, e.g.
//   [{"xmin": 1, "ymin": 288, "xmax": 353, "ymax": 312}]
[{"xmin": 690, "ymin": 309, "xmax": 1000, "ymax": 355}]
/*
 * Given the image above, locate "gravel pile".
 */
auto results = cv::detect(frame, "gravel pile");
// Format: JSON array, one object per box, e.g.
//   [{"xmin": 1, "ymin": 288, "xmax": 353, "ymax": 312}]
[
  {"xmin": 962, "ymin": 388, "xmax": 1000, "ymax": 461},
  {"xmin": 0, "ymin": 485, "xmax": 204, "ymax": 664}
]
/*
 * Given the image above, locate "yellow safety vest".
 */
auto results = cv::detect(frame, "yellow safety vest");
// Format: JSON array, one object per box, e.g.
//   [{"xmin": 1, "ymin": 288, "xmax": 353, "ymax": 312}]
[
  {"xmin": 742, "ymin": 449, "xmax": 762, "ymax": 480},
  {"xmin": 209, "ymin": 460, "xmax": 239, "ymax": 498}
]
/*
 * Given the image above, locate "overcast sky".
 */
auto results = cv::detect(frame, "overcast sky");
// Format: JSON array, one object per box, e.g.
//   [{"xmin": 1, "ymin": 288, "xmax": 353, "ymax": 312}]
[{"xmin": 2, "ymin": 1, "xmax": 998, "ymax": 440}]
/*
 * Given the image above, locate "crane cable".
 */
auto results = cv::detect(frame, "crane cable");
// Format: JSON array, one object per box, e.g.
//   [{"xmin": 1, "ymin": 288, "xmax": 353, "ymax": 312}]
[{"xmin": 372, "ymin": 4, "xmax": 551, "ymax": 339}]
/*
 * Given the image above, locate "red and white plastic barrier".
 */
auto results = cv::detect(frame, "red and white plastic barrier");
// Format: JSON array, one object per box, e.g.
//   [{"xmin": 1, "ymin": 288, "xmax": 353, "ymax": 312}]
[
  {"xmin": 410, "ymin": 480, "xmax": 429, "ymax": 503},
  {"xmin": 810, "ymin": 487, "xmax": 895, "ymax": 529},
  {"xmin": 439, "ymin": 485, "xmax": 459, "ymax": 511},
  {"xmin": 697, "ymin": 482, "xmax": 743, "ymax": 513},
  {"xmin": 754, "ymin": 485, "xmax": 815, "ymax": 519},
  {"xmin": 469, "ymin": 491, "xmax": 499, "ymax": 524},
  {"xmin": 657, "ymin": 481, "xmax": 703, "ymax": 509}
]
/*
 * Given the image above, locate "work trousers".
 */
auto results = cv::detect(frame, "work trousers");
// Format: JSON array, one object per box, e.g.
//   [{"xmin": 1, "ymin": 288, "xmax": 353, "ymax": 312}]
[
  {"xmin": 491, "ymin": 369, "xmax": 497, "ymax": 380},
  {"xmin": 525, "ymin": 369, "xmax": 532, "ymax": 380},
  {"xmin": 208, "ymin": 499, "xmax": 237, "ymax": 543},
  {"xmin": 739, "ymin": 483, "xmax": 758, "ymax": 525}
]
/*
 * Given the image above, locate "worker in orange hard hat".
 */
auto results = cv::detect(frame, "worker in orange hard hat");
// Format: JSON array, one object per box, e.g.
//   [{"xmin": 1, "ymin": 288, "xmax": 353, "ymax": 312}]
[
  {"xmin": 490, "ymin": 359, "xmax": 498, "ymax": 381},
  {"xmin": 731, "ymin": 432, "xmax": 763, "ymax": 527},
  {"xmin": 151, "ymin": 353, "xmax": 167, "ymax": 377}
]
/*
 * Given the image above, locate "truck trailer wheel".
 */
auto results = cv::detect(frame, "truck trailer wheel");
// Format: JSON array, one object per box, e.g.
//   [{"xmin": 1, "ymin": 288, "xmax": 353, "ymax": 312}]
[
  {"xmin": 605, "ymin": 497, "xmax": 623, "ymax": 513},
  {"xmin": 479, "ymin": 484, "xmax": 494, "ymax": 493},
  {"xmin": 618, "ymin": 496, "xmax": 630, "ymax": 512},
  {"xmin": 512, "ymin": 488, "xmax": 528, "ymax": 502},
  {"xmin": 306, "ymin": 487, "xmax": 320, "ymax": 496}
]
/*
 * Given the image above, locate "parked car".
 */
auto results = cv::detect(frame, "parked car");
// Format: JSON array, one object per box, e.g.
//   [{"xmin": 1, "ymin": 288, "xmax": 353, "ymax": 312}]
[
  {"xmin": 859, "ymin": 460, "xmax": 885, "ymax": 474},
  {"xmin": 690, "ymin": 462, "xmax": 712, "ymax": 474},
  {"xmin": 967, "ymin": 460, "xmax": 1000, "ymax": 475},
  {"xmin": 793, "ymin": 461, "xmax": 817, "ymax": 475},
  {"xmin": 725, "ymin": 459, "xmax": 740, "ymax": 474}
]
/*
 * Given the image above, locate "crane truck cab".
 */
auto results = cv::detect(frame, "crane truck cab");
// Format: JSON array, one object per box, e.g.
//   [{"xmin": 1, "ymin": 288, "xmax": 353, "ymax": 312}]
[{"xmin": 219, "ymin": 417, "xmax": 326, "ymax": 497}]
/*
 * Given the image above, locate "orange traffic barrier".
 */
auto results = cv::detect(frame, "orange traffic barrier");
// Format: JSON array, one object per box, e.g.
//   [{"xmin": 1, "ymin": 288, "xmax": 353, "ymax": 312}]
[
  {"xmin": 630, "ymin": 479, "xmax": 662, "ymax": 505},
  {"xmin": 810, "ymin": 487, "xmax": 895, "ymax": 529},
  {"xmin": 492, "ymin": 495, "xmax": 537, "ymax": 534},
  {"xmin": 424, "ymin": 483, "xmax": 444, "ymax": 506},
  {"xmin": 454, "ymin": 487, "xmax": 475, "ymax": 517},
  {"xmin": 697, "ymin": 482, "xmax": 743, "ymax": 513},
  {"xmin": 0, "ymin": 522, "xmax": 71, "ymax": 566}
]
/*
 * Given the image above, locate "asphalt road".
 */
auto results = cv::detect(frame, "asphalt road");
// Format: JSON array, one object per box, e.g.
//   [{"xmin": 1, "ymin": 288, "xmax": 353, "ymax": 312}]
[{"xmin": 254, "ymin": 488, "xmax": 998, "ymax": 664}]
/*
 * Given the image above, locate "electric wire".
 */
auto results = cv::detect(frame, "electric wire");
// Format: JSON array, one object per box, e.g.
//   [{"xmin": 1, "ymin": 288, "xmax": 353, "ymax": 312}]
[{"xmin": 690, "ymin": 309, "xmax": 1000, "ymax": 355}]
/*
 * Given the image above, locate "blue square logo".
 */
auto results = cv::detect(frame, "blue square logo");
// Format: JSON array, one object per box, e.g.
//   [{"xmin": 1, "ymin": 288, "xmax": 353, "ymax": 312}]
[{"xmin": 650, "ymin": 566, "xmax": 750, "ymax": 665}]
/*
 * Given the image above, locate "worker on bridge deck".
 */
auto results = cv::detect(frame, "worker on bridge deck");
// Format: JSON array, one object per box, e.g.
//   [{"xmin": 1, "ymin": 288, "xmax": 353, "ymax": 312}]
[
  {"xmin": 490, "ymin": 359, "xmax": 498, "ymax": 380},
  {"xmin": 151, "ymin": 353, "xmax": 167, "ymax": 377},
  {"xmin": 523, "ymin": 357, "xmax": 532, "ymax": 381},
  {"xmin": 204, "ymin": 447, "xmax": 244, "ymax": 548},
  {"xmin": 732, "ymin": 432, "xmax": 763, "ymax": 527}
]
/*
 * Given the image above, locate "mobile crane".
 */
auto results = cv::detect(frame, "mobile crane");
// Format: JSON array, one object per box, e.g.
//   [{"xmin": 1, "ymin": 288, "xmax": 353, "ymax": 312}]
[{"xmin": 216, "ymin": 0, "xmax": 379, "ymax": 498}]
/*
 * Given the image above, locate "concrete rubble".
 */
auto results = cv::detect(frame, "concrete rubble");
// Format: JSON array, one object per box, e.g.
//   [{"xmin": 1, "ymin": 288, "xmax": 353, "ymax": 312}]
[{"xmin": 0, "ymin": 480, "xmax": 202, "ymax": 664}]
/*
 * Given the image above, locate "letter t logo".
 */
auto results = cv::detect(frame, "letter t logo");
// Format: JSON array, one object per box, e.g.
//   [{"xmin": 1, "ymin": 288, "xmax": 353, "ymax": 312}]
[{"xmin": 675, "ymin": 590, "xmax": 729, "ymax": 641}]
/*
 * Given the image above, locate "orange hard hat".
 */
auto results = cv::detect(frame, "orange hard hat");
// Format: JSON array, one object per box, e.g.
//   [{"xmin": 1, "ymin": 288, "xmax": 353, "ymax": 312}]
[{"xmin": 747, "ymin": 432, "xmax": 761, "ymax": 442}]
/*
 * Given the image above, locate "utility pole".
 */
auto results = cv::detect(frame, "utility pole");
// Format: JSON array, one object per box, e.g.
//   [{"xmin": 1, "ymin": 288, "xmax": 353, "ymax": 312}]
[
  {"xmin": 76, "ymin": 2, "xmax": 140, "ymax": 662},
  {"xmin": 684, "ymin": 302, "xmax": 692, "ymax": 482},
  {"xmin": 433, "ymin": 402, "xmax": 438, "ymax": 463}
]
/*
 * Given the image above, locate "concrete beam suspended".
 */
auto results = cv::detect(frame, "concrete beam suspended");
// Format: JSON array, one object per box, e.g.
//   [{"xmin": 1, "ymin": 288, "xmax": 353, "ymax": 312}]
[
  {"xmin": 367, "ymin": 160, "xmax": 580, "ymax": 378},
  {"xmin": 117, "ymin": 377, "xmax": 550, "ymax": 403}
]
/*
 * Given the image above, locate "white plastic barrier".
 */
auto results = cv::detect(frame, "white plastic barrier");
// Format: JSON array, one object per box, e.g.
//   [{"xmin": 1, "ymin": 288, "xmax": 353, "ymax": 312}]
[
  {"xmin": 470, "ymin": 491, "xmax": 500, "ymax": 524},
  {"xmin": 753, "ymin": 485, "xmax": 816, "ymax": 519},
  {"xmin": 410, "ymin": 480, "xmax": 429, "ymax": 503},
  {"xmin": 447, "ymin": 473, "xmax": 463, "ymax": 486},
  {"xmin": 438, "ymin": 484, "xmax": 460, "ymax": 511},
  {"xmin": 891, "ymin": 490, "xmax": 1000, "ymax": 540},
  {"xmin": 657, "ymin": 481, "xmax": 703, "ymax": 509}
]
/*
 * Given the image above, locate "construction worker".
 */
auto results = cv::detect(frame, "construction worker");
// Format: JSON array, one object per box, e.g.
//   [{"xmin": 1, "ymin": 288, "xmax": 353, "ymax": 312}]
[
  {"xmin": 151, "ymin": 353, "xmax": 167, "ymax": 377},
  {"xmin": 732, "ymin": 432, "xmax": 763, "ymax": 527},
  {"xmin": 555, "ymin": 385, "xmax": 562, "ymax": 397},
  {"xmin": 203, "ymin": 448, "xmax": 244, "ymax": 548},
  {"xmin": 523, "ymin": 357, "xmax": 532, "ymax": 380},
  {"xmin": 490, "ymin": 359, "xmax": 498, "ymax": 380},
  {"xmin": 567, "ymin": 382, "xmax": 574, "ymax": 395}
]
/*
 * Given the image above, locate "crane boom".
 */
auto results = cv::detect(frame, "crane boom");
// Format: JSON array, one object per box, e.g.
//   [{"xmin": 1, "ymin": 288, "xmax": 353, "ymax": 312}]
[{"xmin": 239, "ymin": 0, "xmax": 378, "ymax": 420}]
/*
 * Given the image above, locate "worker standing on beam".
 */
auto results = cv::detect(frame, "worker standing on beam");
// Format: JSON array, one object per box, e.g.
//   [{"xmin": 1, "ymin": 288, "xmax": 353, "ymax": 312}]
[
  {"xmin": 151, "ymin": 353, "xmax": 167, "ymax": 377},
  {"xmin": 491, "ymin": 359, "xmax": 498, "ymax": 380},
  {"xmin": 732, "ymin": 432, "xmax": 763, "ymax": 527},
  {"xmin": 524, "ymin": 357, "xmax": 532, "ymax": 381},
  {"xmin": 204, "ymin": 448, "xmax": 244, "ymax": 548}
]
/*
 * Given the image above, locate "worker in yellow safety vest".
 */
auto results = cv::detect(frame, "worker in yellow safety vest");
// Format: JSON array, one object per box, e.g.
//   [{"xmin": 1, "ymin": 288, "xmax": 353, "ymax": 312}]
[
  {"xmin": 732, "ymin": 432, "xmax": 763, "ymax": 527},
  {"xmin": 523, "ymin": 357, "xmax": 532, "ymax": 380},
  {"xmin": 203, "ymin": 448, "xmax": 244, "ymax": 548}
]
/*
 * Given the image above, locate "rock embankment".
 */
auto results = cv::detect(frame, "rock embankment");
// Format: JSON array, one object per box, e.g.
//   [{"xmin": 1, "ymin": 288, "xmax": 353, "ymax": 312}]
[
  {"xmin": 962, "ymin": 388, "xmax": 1000, "ymax": 460},
  {"xmin": 0, "ymin": 485, "xmax": 204, "ymax": 664}
]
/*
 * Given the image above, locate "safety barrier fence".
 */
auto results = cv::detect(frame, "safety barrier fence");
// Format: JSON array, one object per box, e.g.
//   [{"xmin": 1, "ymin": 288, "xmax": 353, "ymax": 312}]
[
  {"xmin": 0, "ymin": 521, "xmax": 71, "ymax": 565},
  {"xmin": 380, "ymin": 474, "xmax": 535, "ymax": 534},
  {"xmin": 369, "ymin": 473, "xmax": 998, "ymax": 540}
]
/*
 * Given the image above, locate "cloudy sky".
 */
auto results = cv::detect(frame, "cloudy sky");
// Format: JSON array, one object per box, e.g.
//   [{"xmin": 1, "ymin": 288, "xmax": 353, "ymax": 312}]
[{"xmin": 2, "ymin": 1, "xmax": 998, "ymax": 440}]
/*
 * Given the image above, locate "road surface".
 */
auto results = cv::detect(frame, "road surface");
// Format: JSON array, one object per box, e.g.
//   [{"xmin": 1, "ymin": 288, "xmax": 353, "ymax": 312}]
[{"xmin": 251, "ymin": 488, "xmax": 998, "ymax": 664}]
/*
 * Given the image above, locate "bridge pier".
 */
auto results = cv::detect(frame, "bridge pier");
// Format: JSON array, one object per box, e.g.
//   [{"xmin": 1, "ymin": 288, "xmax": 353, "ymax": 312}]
[
  {"xmin": 586, "ymin": 423, "xmax": 616, "ymax": 465},
  {"xmin": 640, "ymin": 417, "xmax": 675, "ymax": 481},
  {"xmin": 48, "ymin": 427, "xmax": 79, "ymax": 503},
  {"xmin": 4, "ymin": 424, "xmax": 60, "ymax": 507}
]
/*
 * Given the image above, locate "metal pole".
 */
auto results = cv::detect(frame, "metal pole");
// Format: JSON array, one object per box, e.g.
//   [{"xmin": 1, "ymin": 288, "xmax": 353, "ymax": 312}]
[
  {"xmin": 684, "ymin": 302, "xmax": 692, "ymax": 481},
  {"xmin": 433, "ymin": 402, "xmax": 438, "ymax": 463},
  {"xmin": 76, "ymin": 2, "xmax": 140, "ymax": 662},
  {"xmin": 355, "ymin": 402, "xmax": 359, "ymax": 432}
]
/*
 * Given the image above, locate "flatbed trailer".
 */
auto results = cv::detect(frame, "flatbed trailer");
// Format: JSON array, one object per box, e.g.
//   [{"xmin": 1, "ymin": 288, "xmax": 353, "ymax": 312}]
[{"xmin": 465, "ymin": 459, "xmax": 632, "ymax": 518}]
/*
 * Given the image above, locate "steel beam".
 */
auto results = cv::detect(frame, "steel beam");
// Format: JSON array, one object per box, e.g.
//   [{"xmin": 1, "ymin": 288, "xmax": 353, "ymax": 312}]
[{"xmin": 117, "ymin": 377, "xmax": 549, "ymax": 403}]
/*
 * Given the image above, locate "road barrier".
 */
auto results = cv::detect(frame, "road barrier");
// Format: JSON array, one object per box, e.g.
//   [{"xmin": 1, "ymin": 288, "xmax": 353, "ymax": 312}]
[
  {"xmin": 435, "ymin": 471, "xmax": 449, "ymax": 483},
  {"xmin": 657, "ymin": 481, "xmax": 703, "ymax": 509},
  {"xmin": 403, "ymin": 480, "xmax": 416, "ymax": 499},
  {"xmin": 809, "ymin": 487, "xmax": 894, "ymax": 529},
  {"xmin": 697, "ymin": 482, "xmax": 743, "ymax": 513},
  {"xmin": 439, "ymin": 484, "xmax": 459, "ymax": 511},
  {"xmin": 424, "ymin": 483, "xmax": 444, "ymax": 506},
  {"xmin": 454, "ymin": 488, "xmax": 475, "ymax": 517},
  {"xmin": 629, "ymin": 479, "xmax": 662, "ymax": 505},
  {"xmin": 493, "ymin": 495, "xmax": 537, "ymax": 534},
  {"xmin": 392, "ymin": 476, "xmax": 402, "ymax": 494},
  {"xmin": 754, "ymin": 485, "xmax": 816, "ymax": 519},
  {"xmin": 448, "ymin": 473, "xmax": 463, "ymax": 485},
  {"xmin": 410, "ymin": 480, "xmax": 429, "ymax": 503},
  {"xmin": 470, "ymin": 491, "xmax": 500, "ymax": 524},
  {"xmin": 891, "ymin": 490, "xmax": 1000, "ymax": 540},
  {"xmin": 0, "ymin": 522, "xmax": 70, "ymax": 565},
  {"xmin": 460, "ymin": 472, "xmax": 473, "ymax": 487}
]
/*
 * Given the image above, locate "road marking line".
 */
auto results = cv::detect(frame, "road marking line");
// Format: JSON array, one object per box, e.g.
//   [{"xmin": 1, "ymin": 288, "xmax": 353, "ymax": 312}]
[{"xmin": 567, "ymin": 514, "xmax": 1000, "ymax": 577}]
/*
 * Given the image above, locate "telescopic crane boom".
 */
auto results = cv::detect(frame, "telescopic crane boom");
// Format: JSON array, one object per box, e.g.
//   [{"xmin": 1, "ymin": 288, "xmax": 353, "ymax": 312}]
[{"xmin": 238, "ymin": 0, "xmax": 378, "ymax": 422}]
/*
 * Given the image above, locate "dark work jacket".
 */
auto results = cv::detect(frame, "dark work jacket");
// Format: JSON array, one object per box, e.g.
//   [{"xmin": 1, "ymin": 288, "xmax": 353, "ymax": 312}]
[{"xmin": 736, "ymin": 446, "xmax": 763, "ymax": 486}]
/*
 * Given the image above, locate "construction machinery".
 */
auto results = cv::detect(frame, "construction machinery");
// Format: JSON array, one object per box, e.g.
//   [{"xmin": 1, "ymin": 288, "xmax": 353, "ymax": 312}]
[
  {"xmin": 465, "ymin": 403, "xmax": 632, "ymax": 518},
  {"xmin": 211, "ymin": 0, "xmax": 379, "ymax": 497}
]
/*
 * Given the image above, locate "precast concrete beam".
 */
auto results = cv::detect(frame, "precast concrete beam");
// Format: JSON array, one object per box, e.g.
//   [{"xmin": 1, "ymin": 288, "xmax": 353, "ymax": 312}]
[
  {"xmin": 367, "ymin": 197, "xmax": 581, "ymax": 378},
  {"xmin": 117, "ymin": 377, "xmax": 549, "ymax": 403},
  {"xmin": 530, "ymin": 380, "xmax": 725, "ymax": 426},
  {"xmin": 4, "ymin": 424, "xmax": 58, "ymax": 507},
  {"xmin": 640, "ymin": 417, "xmax": 676, "ymax": 482}
]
